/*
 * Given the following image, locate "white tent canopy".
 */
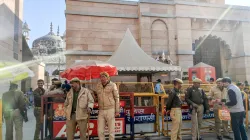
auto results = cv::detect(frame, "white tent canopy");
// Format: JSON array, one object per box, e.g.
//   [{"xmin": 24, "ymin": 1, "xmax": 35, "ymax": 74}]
[
  {"xmin": 107, "ymin": 29, "xmax": 181, "ymax": 72},
  {"xmin": 193, "ymin": 62, "xmax": 213, "ymax": 68}
]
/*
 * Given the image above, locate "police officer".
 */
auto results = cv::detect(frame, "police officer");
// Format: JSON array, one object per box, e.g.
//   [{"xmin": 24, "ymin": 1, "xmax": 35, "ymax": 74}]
[
  {"xmin": 33, "ymin": 79, "xmax": 45, "ymax": 140},
  {"xmin": 208, "ymin": 78, "xmax": 232, "ymax": 140},
  {"xmin": 2, "ymin": 81, "xmax": 27, "ymax": 140},
  {"xmin": 166, "ymin": 78, "xmax": 183, "ymax": 140},
  {"xmin": 64, "ymin": 78, "xmax": 94, "ymax": 140},
  {"xmin": 185, "ymin": 78, "xmax": 209, "ymax": 140},
  {"xmin": 95, "ymin": 72, "xmax": 120, "ymax": 140}
]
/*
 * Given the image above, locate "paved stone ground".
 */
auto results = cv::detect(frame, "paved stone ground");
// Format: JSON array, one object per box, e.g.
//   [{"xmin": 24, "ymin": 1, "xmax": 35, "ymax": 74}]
[{"xmin": 2, "ymin": 107, "xmax": 250, "ymax": 140}]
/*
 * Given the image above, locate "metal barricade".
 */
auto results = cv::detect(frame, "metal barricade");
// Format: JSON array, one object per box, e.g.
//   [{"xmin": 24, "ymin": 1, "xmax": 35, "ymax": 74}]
[
  {"xmin": 163, "ymin": 84, "xmax": 215, "ymax": 94},
  {"xmin": 40, "ymin": 92, "xmax": 135, "ymax": 140},
  {"xmin": 119, "ymin": 92, "xmax": 135, "ymax": 139},
  {"xmin": 131, "ymin": 93, "xmax": 160, "ymax": 138},
  {"xmin": 40, "ymin": 94, "xmax": 66, "ymax": 140}
]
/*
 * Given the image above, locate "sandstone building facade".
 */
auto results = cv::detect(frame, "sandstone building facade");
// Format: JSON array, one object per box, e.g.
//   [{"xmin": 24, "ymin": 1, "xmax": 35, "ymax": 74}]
[
  {"xmin": 0, "ymin": 0, "xmax": 24, "ymax": 93},
  {"xmin": 0, "ymin": 0, "xmax": 23, "ymax": 61},
  {"xmin": 65, "ymin": 0, "xmax": 250, "ymax": 81}
]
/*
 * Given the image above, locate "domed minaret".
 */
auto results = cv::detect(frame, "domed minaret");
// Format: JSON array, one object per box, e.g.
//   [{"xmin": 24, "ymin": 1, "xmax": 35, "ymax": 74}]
[
  {"xmin": 22, "ymin": 21, "xmax": 31, "ymax": 43},
  {"xmin": 31, "ymin": 22, "xmax": 66, "ymax": 77}
]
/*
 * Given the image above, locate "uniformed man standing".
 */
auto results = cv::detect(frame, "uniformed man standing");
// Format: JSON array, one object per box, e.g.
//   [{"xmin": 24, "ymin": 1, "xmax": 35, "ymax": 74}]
[
  {"xmin": 208, "ymin": 78, "xmax": 232, "ymax": 140},
  {"xmin": 166, "ymin": 78, "xmax": 183, "ymax": 140},
  {"xmin": 33, "ymin": 79, "xmax": 45, "ymax": 140},
  {"xmin": 95, "ymin": 72, "xmax": 120, "ymax": 140},
  {"xmin": 64, "ymin": 78, "xmax": 94, "ymax": 140},
  {"xmin": 185, "ymin": 78, "xmax": 209, "ymax": 140},
  {"xmin": 2, "ymin": 81, "xmax": 27, "ymax": 140}
]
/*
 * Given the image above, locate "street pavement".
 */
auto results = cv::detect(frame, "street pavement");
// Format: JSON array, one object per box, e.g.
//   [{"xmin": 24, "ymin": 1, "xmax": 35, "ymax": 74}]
[{"xmin": 2, "ymin": 107, "xmax": 250, "ymax": 140}]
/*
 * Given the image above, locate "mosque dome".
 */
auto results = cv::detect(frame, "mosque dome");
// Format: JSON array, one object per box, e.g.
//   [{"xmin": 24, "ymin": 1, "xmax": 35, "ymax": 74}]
[{"xmin": 32, "ymin": 22, "xmax": 64, "ymax": 56}]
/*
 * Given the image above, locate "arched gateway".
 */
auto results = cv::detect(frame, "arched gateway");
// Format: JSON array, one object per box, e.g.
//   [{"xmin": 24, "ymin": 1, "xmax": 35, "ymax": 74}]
[{"xmin": 193, "ymin": 35, "xmax": 232, "ymax": 78}]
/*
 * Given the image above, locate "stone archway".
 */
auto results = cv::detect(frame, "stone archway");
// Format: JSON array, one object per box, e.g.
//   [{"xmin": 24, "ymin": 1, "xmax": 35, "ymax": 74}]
[
  {"xmin": 151, "ymin": 19, "xmax": 169, "ymax": 57},
  {"xmin": 193, "ymin": 35, "xmax": 232, "ymax": 78}
]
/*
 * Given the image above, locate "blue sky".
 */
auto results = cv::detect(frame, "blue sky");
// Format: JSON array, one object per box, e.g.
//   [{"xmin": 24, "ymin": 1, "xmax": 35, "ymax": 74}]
[
  {"xmin": 24, "ymin": 0, "xmax": 250, "ymax": 47},
  {"xmin": 24, "ymin": 0, "xmax": 66, "ymax": 46}
]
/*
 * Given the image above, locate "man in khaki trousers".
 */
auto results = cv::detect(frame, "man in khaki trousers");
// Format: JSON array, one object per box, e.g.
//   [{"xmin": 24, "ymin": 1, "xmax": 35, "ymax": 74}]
[
  {"xmin": 64, "ymin": 78, "xmax": 94, "ymax": 140},
  {"xmin": 95, "ymin": 72, "xmax": 120, "ymax": 140},
  {"xmin": 166, "ymin": 78, "xmax": 183, "ymax": 140},
  {"xmin": 186, "ymin": 78, "xmax": 210, "ymax": 140},
  {"xmin": 208, "ymin": 78, "xmax": 232, "ymax": 140},
  {"xmin": 2, "ymin": 82, "xmax": 26, "ymax": 140}
]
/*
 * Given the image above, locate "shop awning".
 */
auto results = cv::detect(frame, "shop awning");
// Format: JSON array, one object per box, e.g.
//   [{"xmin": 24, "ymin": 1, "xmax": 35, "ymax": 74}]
[{"xmin": 107, "ymin": 29, "xmax": 181, "ymax": 72}]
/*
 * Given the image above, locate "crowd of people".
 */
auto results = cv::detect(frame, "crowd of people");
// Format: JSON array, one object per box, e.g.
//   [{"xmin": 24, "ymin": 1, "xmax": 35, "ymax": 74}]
[
  {"xmin": 2, "ymin": 73, "xmax": 250, "ymax": 140},
  {"xmin": 166, "ymin": 77, "xmax": 249, "ymax": 140},
  {"xmin": 2, "ymin": 72, "xmax": 120, "ymax": 140}
]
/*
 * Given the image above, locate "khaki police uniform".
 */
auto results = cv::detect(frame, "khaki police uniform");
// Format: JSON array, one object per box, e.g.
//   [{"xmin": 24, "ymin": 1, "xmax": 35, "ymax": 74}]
[
  {"xmin": 185, "ymin": 78, "xmax": 209, "ymax": 140},
  {"xmin": 64, "ymin": 84, "xmax": 94, "ymax": 140},
  {"xmin": 33, "ymin": 87, "xmax": 45, "ymax": 140},
  {"xmin": 208, "ymin": 85, "xmax": 229, "ymax": 137},
  {"xmin": 166, "ymin": 78, "xmax": 183, "ymax": 140},
  {"xmin": 95, "ymin": 81, "xmax": 120, "ymax": 140},
  {"xmin": 2, "ymin": 89, "xmax": 25, "ymax": 140}
]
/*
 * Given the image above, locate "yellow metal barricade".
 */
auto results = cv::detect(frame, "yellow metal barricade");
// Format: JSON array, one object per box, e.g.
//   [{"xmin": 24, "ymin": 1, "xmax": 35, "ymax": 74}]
[
  {"xmin": 116, "ymin": 82, "xmax": 156, "ymax": 106},
  {"xmin": 133, "ymin": 93, "xmax": 160, "ymax": 137},
  {"xmin": 81, "ymin": 82, "xmax": 161, "ymax": 137},
  {"xmin": 163, "ymin": 84, "xmax": 215, "ymax": 94}
]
